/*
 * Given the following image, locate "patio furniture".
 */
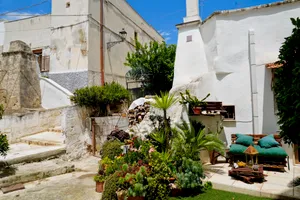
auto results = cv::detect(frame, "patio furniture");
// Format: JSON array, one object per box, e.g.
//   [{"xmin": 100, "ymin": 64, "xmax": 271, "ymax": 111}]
[
  {"xmin": 228, "ymin": 134, "xmax": 289, "ymax": 171},
  {"xmin": 210, "ymin": 149, "xmax": 230, "ymax": 165},
  {"xmin": 228, "ymin": 165, "xmax": 265, "ymax": 184}
]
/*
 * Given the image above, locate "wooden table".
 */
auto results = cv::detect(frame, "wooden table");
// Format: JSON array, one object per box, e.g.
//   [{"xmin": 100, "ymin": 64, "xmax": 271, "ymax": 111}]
[{"xmin": 228, "ymin": 165, "xmax": 266, "ymax": 184}]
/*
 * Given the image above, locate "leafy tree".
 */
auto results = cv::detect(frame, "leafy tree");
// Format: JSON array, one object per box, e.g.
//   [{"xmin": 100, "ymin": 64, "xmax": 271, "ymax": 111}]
[
  {"xmin": 273, "ymin": 18, "xmax": 300, "ymax": 145},
  {"xmin": 125, "ymin": 41, "xmax": 176, "ymax": 95}
]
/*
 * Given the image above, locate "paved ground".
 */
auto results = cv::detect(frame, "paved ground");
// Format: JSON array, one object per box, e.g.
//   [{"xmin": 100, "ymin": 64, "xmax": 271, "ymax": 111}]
[
  {"xmin": 0, "ymin": 156, "xmax": 102, "ymax": 200},
  {"xmin": 205, "ymin": 160, "xmax": 300, "ymax": 199}
]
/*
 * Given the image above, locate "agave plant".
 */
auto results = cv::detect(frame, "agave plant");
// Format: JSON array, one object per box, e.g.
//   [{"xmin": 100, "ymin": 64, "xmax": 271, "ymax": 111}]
[
  {"xmin": 151, "ymin": 92, "xmax": 178, "ymax": 150},
  {"xmin": 172, "ymin": 120, "xmax": 225, "ymax": 161}
]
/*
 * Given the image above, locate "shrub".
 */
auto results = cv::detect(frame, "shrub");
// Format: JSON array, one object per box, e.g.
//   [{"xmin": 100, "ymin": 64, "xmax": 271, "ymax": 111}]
[
  {"xmin": 0, "ymin": 104, "xmax": 3, "ymax": 120},
  {"xmin": 0, "ymin": 134, "xmax": 9, "ymax": 157},
  {"xmin": 71, "ymin": 82, "xmax": 130, "ymax": 117},
  {"xmin": 102, "ymin": 173, "xmax": 118, "ymax": 200},
  {"xmin": 101, "ymin": 140, "xmax": 123, "ymax": 160},
  {"xmin": 176, "ymin": 157, "xmax": 205, "ymax": 194}
]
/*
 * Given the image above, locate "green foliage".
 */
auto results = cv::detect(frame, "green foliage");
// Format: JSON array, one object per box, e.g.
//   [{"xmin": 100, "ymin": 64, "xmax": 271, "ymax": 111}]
[
  {"xmin": 71, "ymin": 82, "xmax": 130, "ymax": 117},
  {"xmin": 176, "ymin": 158, "xmax": 205, "ymax": 191},
  {"xmin": 125, "ymin": 167, "xmax": 148, "ymax": 197},
  {"xmin": 0, "ymin": 106, "xmax": 9, "ymax": 157},
  {"xmin": 101, "ymin": 140, "xmax": 123, "ymax": 160},
  {"xmin": 0, "ymin": 134, "xmax": 9, "ymax": 157},
  {"xmin": 125, "ymin": 40, "xmax": 176, "ymax": 94},
  {"xmin": 273, "ymin": 18, "xmax": 300, "ymax": 145},
  {"xmin": 147, "ymin": 176, "xmax": 169, "ymax": 200},
  {"xmin": 151, "ymin": 92, "xmax": 178, "ymax": 151},
  {"xmin": 179, "ymin": 90, "xmax": 210, "ymax": 111},
  {"xmin": 0, "ymin": 104, "xmax": 3, "ymax": 120},
  {"xmin": 148, "ymin": 129, "xmax": 168, "ymax": 153},
  {"xmin": 94, "ymin": 174, "xmax": 106, "ymax": 182},
  {"xmin": 172, "ymin": 120, "xmax": 225, "ymax": 161},
  {"xmin": 102, "ymin": 173, "xmax": 119, "ymax": 200}
]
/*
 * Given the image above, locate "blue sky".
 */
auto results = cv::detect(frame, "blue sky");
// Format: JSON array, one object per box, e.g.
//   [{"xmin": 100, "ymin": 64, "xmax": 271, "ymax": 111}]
[{"xmin": 0, "ymin": 0, "xmax": 282, "ymax": 44}]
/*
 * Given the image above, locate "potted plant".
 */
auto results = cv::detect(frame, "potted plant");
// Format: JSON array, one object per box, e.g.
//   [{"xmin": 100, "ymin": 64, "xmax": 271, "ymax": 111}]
[
  {"xmin": 116, "ymin": 188, "xmax": 126, "ymax": 200},
  {"xmin": 94, "ymin": 174, "xmax": 106, "ymax": 193},
  {"xmin": 179, "ymin": 90, "xmax": 210, "ymax": 115}
]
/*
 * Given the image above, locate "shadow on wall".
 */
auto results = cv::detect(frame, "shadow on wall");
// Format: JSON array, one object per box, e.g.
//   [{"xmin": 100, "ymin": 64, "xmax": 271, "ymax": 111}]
[{"xmin": 262, "ymin": 68, "xmax": 278, "ymax": 133}]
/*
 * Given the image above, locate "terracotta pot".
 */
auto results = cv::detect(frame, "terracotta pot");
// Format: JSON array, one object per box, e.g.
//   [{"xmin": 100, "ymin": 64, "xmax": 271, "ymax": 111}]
[
  {"xmin": 169, "ymin": 177, "xmax": 176, "ymax": 183},
  {"xmin": 127, "ymin": 197, "xmax": 145, "ymax": 200},
  {"xmin": 95, "ymin": 181, "xmax": 104, "ymax": 193},
  {"xmin": 192, "ymin": 107, "xmax": 201, "ymax": 115}
]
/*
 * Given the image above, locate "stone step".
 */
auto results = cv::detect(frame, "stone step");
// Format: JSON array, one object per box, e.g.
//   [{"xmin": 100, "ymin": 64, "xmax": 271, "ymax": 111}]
[
  {"xmin": 0, "ymin": 143, "xmax": 66, "ymax": 166},
  {"xmin": 20, "ymin": 131, "xmax": 65, "ymax": 146},
  {"xmin": 0, "ymin": 159, "xmax": 75, "ymax": 188}
]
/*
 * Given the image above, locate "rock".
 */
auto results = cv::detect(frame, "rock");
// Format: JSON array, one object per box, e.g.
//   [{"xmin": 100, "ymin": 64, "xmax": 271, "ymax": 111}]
[{"xmin": 107, "ymin": 130, "xmax": 130, "ymax": 142}]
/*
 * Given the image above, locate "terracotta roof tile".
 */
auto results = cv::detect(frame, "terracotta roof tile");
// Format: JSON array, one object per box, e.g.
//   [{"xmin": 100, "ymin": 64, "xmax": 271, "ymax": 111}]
[{"xmin": 266, "ymin": 62, "xmax": 283, "ymax": 69}]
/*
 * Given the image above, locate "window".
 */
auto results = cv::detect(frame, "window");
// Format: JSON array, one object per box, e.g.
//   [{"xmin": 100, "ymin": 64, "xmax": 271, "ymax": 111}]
[
  {"xmin": 221, "ymin": 105, "xmax": 235, "ymax": 120},
  {"xmin": 33, "ymin": 49, "xmax": 50, "ymax": 72},
  {"xmin": 186, "ymin": 35, "xmax": 193, "ymax": 42},
  {"xmin": 134, "ymin": 31, "xmax": 138, "ymax": 41}
]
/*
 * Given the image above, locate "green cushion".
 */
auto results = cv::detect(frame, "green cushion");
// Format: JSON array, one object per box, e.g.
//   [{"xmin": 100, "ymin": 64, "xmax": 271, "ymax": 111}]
[
  {"xmin": 235, "ymin": 134, "xmax": 254, "ymax": 146},
  {"xmin": 258, "ymin": 134, "xmax": 279, "ymax": 148},
  {"xmin": 254, "ymin": 145, "xmax": 287, "ymax": 157},
  {"xmin": 229, "ymin": 144, "xmax": 248, "ymax": 155}
]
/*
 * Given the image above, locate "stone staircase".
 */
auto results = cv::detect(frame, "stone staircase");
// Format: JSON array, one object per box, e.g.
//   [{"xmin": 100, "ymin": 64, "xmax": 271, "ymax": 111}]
[{"xmin": 0, "ymin": 127, "xmax": 75, "ymax": 193}]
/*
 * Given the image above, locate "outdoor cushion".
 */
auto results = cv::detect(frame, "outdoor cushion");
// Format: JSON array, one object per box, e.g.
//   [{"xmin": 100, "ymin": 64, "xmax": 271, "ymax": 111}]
[
  {"xmin": 229, "ymin": 144, "xmax": 248, "ymax": 155},
  {"xmin": 235, "ymin": 134, "xmax": 254, "ymax": 146},
  {"xmin": 258, "ymin": 134, "xmax": 279, "ymax": 148},
  {"xmin": 254, "ymin": 145, "xmax": 288, "ymax": 158}
]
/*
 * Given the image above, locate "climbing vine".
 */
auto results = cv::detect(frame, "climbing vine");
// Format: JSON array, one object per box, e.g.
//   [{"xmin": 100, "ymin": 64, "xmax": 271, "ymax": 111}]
[{"xmin": 273, "ymin": 18, "xmax": 300, "ymax": 145}]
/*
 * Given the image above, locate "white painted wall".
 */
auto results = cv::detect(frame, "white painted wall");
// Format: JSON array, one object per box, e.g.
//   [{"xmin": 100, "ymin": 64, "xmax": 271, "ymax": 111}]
[
  {"xmin": 3, "ymin": 15, "xmax": 51, "ymax": 52},
  {"xmin": 172, "ymin": 1, "xmax": 300, "ymax": 146},
  {"xmin": 40, "ymin": 77, "xmax": 73, "ymax": 109},
  {"xmin": 0, "ymin": 21, "xmax": 4, "ymax": 50}
]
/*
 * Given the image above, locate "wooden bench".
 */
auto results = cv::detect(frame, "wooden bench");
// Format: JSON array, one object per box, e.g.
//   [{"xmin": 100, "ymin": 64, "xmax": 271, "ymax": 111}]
[{"xmin": 229, "ymin": 134, "xmax": 289, "ymax": 171}]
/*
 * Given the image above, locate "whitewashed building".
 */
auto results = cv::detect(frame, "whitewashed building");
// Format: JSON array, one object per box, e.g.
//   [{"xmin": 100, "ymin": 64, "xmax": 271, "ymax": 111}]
[
  {"xmin": 2, "ymin": 0, "xmax": 163, "ymax": 92},
  {"xmin": 0, "ymin": 20, "xmax": 4, "ymax": 52},
  {"xmin": 171, "ymin": 0, "xmax": 300, "ymax": 164}
]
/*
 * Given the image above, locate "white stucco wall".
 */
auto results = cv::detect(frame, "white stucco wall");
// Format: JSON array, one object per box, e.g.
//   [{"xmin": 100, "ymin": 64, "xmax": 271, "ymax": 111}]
[
  {"xmin": 40, "ymin": 77, "xmax": 73, "ymax": 109},
  {"xmin": 0, "ymin": 21, "xmax": 4, "ymax": 50},
  {"xmin": 3, "ymin": 15, "xmax": 51, "ymax": 52},
  {"xmin": 173, "ymin": 1, "xmax": 300, "ymax": 146}
]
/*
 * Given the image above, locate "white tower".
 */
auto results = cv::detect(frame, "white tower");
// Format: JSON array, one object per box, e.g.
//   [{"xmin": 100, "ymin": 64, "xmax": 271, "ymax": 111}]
[{"xmin": 172, "ymin": 0, "xmax": 209, "ymax": 88}]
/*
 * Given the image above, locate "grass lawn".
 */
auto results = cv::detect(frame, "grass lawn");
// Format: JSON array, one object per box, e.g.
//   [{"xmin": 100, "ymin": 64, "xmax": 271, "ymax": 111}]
[{"xmin": 169, "ymin": 189, "xmax": 272, "ymax": 200}]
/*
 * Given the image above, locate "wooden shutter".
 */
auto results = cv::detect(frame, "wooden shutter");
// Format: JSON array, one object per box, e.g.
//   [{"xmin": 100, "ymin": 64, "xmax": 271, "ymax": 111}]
[{"xmin": 41, "ymin": 56, "xmax": 50, "ymax": 72}]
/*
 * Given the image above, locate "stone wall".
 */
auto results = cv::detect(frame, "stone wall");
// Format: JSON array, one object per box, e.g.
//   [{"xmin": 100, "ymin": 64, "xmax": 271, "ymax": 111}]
[
  {"xmin": 0, "ymin": 107, "xmax": 63, "ymax": 143},
  {"xmin": 0, "ymin": 41, "xmax": 41, "ymax": 113}
]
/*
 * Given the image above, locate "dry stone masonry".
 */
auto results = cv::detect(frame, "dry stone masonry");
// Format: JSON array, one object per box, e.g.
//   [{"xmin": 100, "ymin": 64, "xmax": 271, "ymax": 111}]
[
  {"xmin": 128, "ymin": 102, "xmax": 150, "ymax": 127},
  {"xmin": 0, "ymin": 40, "xmax": 41, "ymax": 114}
]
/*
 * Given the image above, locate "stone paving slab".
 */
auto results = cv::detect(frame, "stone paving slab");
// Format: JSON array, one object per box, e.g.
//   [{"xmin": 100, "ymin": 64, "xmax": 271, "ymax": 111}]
[
  {"xmin": 0, "ymin": 143, "xmax": 66, "ymax": 165},
  {"xmin": 206, "ymin": 162, "xmax": 300, "ymax": 199},
  {"xmin": 20, "ymin": 132, "xmax": 65, "ymax": 146}
]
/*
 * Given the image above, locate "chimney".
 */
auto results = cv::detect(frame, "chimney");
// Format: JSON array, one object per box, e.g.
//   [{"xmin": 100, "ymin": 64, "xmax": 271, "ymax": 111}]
[{"xmin": 184, "ymin": 0, "xmax": 201, "ymax": 23}]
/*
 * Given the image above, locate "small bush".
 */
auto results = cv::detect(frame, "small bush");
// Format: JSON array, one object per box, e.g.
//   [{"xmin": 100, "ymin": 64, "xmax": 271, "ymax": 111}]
[
  {"xmin": 0, "ymin": 104, "xmax": 3, "ymax": 120},
  {"xmin": 0, "ymin": 134, "xmax": 9, "ymax": 157},
  {"xmin": 102, "ymin": 140, "xmax": 123, "ymax": 160},
  {"xmin": 102, "ymin": 173, "xmax": 118, "ymax": 200},
  {"xmin": 71, "ymin": 82, "xmax": 130, "ymax": 117}
]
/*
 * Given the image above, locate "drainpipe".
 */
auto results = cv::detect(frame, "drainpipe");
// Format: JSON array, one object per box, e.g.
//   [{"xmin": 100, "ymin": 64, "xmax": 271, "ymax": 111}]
[
  {"xmin": 248, "ymin": 29, "xmax": 259, "ymax": 134},
  {"xmin": 100, "ymin": 0, "xmax": 105, "ymax": 86}
]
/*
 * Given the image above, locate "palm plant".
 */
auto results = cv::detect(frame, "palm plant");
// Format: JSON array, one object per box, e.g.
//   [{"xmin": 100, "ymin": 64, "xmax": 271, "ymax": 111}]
[
  {"xmin": 172, "ymin": 120, "xmax": 225, "ymax": 161},
  {"xmin": 151, "ymin": 92, "xmax": 178, "ymax": 150}
]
